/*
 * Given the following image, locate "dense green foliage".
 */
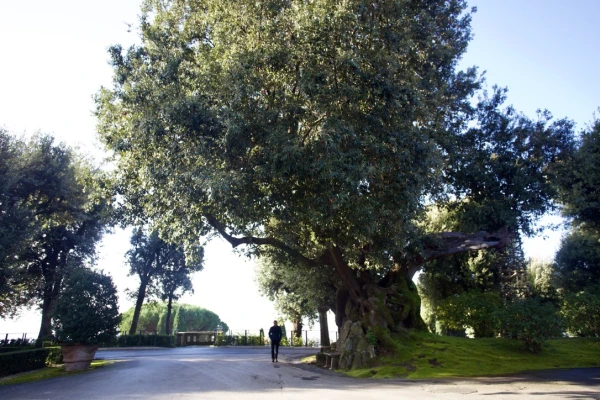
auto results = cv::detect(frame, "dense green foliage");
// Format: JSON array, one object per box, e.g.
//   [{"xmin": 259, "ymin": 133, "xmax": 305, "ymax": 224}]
[
  {"xmin": 436, "ymin": 291, "xmax": 502, "ymax": 338},
  {"xmin": 52, "ymin": 268, "xmax": 121, "ymax": 345},
  {"xmin": 551, "ymin": 119, "xmax": 600, "ymax": 336},
  {"xmin": 418, "ymin": 249, "xmax": 505, "ymax": 333},
  {"xmin": 120, "ymin": 303, "xmax": 228, "ymax": 335},
  {"xmin": 0, "ymin": 348, "xmax": 49, "ymax": 378},
  {"xmin": 44, "ymin": 347, "xmax": 63, "ymax": 365},
  {"xmin": 561, "ymin": 286, "xmax": 600, "ymax": 337},
  {"xmin": 0, "ymin": 131, "xmax": 113, "ymax": 343},
  {"xmin": 444, "ymin": 89, "xmax": 574, "ymax": 236},
  {"xmin": 555, "ymin": 229, "xmax": 600, "ymax": 293},
  {"xmin": 96, "ymin": 0, "xmax": 479, "ymax": 264},
  {"xmin": 497, "ymin": 297, "xmax": 564, "ymax": 353},
  {"xmin": 558, "ymin": 119, "xmax": 600, "ymax": 232}
]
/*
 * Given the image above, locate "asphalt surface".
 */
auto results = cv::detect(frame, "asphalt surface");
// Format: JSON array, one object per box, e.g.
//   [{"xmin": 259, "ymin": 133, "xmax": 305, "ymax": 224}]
[{"xmin": 0, "ymin": 346, "xmax": 598, "ymax": 399}]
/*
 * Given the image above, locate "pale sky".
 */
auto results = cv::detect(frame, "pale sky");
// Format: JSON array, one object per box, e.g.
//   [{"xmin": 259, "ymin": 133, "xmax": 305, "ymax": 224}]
[{"xmin": 1, "ymin": 0, "xmax": 598, "ymax": 337}]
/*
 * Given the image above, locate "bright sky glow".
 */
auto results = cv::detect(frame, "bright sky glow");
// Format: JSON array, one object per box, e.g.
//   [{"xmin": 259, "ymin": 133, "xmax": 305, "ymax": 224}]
[{"xmin": 1, "ymin": 0, "xmax": 598, "ymax": 336}]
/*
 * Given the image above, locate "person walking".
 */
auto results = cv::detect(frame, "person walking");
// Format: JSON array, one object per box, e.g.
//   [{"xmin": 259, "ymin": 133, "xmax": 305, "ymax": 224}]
[{"xmin": 269, "ymin": 320, "xmax": 283, "ymax": 362}]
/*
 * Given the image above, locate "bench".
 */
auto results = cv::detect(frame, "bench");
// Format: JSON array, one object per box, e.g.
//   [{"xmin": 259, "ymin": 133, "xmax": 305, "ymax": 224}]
[{"xmin": 323, "ymin": 352, "xmax": 341, "ymax": 370}]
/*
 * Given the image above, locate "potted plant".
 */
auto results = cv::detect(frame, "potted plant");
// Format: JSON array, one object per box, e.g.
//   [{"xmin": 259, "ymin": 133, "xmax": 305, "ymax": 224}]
[{"xmin": 52, "ymin": 268, "xmax": 121, "ymax": 371}]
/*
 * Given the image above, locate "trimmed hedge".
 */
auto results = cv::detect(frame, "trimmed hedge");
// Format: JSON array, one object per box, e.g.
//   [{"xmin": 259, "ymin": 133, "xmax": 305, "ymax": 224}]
[
  {"xmin": 116, "ymin": 334, "xmax": 174, "ymax": 347},
  {"xmin": 0, "ymin": 347, "xmax": 34, "ymax": 354},
  {"xmin": 0, "ymin": 348, "xmax": 49, "ymax": 377}
]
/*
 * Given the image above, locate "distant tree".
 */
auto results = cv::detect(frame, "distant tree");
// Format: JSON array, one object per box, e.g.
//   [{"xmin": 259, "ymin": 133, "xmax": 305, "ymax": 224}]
[
  {"xmin": 126, "ymin": 229, "xmax": 164, "ymax": 335},
  {"xmin": 157, "ymin": 244, "xmax": 203, "ymax": 335},
  {"xmin": 256, "ymin": 254, "xmax": 337, "ymax": 343},
  {"xmin": 120, "ymin": 303, "xmax": 227, "ymax": 335},
  {"xmin": 553, "ymin": 119, "xmax": 600, "ymax": 293},
  {"xmin": 527, "ymin": 258, "xmax": 560, "ymax": 302},
  {"xmin": 125, "ymin": 228, "xmax": 203, "ymax": 335}
]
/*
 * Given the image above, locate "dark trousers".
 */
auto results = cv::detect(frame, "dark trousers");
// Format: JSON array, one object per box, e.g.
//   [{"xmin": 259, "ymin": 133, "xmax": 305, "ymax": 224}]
[{"xmin": 271, "ymin": 340, "xmax": 280, "ymax": 360}]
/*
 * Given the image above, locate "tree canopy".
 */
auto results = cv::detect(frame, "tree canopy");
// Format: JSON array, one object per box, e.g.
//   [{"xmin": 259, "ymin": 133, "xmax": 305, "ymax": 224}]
[
  {"xmin": 96, "ymin": 0, "xmax": 577, "ymax": 368},
  {"xmin": 558, "ymin": 119, "xmax": 600, "ymax": 232},
  {"xmin": 96, "ymin": 0, "xmax": 481, "ymax": 264},
  {"xmin": 0, "ymin": 132, "xmax": 113, "ymax": 342}
]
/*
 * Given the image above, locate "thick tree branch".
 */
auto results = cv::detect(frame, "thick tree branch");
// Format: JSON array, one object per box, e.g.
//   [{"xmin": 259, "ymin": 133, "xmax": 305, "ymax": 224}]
[
  {"xmin": 203, "ymin": 214, "xmax": 322, "ymax": 267},
  {"xmin": 395, "ymin": 228, "xmax": 512, "ymax": 280},
  {"xmin": 422, "ymin": 229, "xmax": 511, "ymax": 262}
]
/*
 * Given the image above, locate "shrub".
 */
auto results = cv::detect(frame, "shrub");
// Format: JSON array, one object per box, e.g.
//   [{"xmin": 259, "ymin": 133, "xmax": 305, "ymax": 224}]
[
  {"xmin": 437, "ymin": 291, "xmax": 503, "ymax": 337},
  {"xmin": 497, "ymin": 297, "xmax": 564, "ymax": 353},
  {"xmin": 0, "ymin": 348, "xmax": 49, "ymax": 377},
  {"xmin": 45, "ymin": 346, "xmax": 63, "ymax": 365},
  {"xmin": 561, "ymin": 288, "xmax": 600, "ymax": 337},
  {"xmin": 52, "ymin": 268, "xmax": 121, "ymax": 345}
]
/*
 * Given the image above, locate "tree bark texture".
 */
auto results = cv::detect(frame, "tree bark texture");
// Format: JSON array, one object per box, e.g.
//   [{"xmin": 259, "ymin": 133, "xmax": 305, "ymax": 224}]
[
  {"xmin": 165, "ymin": 293, "xmax": 173, "ymax": 335},
  {"xmin": 318, "ymin": 306, "xmax": 330, "ymax": 347},
  {"xmin": 292, "ymin": 318, "xmax": 303, "ymax": 339},
  {"xmin": 129, "ymin": 275, "xmax": 150, "ymax": 335},
  {"xmin": 37, "ymin": 252, "xmax": 64, "ymax": 344},
  {"xmin": 325, "ymin": 230, "xmax": 510, "ymax": 369}
]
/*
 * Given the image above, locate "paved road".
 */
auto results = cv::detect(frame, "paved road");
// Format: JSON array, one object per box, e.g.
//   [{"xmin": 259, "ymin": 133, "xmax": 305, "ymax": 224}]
[{"xmin": 1, "ymin": 346, "xmax": 598, "ymax": 399}]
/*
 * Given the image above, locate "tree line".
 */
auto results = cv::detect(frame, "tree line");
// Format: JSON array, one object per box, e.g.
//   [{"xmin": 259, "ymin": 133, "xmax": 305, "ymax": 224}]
[{"xmin": 0, "ymin": 131, "xmax": 208, "ymax": 342}]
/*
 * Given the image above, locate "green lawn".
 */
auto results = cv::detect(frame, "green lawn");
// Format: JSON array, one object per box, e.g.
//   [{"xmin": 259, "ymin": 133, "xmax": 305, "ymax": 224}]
[
  {"xmin": 306, "ymin": 332, "xmax": 600, "ymax": 379},
  {"xmin": 0, "ymin": 360, "xmax": 114, "ymax": 386}
]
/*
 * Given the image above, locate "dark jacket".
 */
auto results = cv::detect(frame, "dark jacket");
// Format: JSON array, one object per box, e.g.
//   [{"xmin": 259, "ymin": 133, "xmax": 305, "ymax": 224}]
[{"xmin": 269, "ymin": 325, "xmax": 283, "ymax": 342}]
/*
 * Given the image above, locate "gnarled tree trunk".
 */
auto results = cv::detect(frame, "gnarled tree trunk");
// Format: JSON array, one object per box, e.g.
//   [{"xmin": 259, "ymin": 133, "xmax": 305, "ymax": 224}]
[
  {"xmin": 292, "ymin": 317, "xmax": 303, "ymax": 339},
  {"xmin": 326, "ymin": 230, "xmax": 510, "ymax": 369},
  {"xmin": 211, "ymin": 211, "xmax": 510, "ymax": 370}
]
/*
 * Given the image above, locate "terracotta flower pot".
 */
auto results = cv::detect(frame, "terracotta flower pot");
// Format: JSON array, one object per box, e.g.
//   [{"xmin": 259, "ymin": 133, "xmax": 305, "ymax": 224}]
[{"xmin": 60, "ymin": 344, "xmax": 99, "ymax": 372}]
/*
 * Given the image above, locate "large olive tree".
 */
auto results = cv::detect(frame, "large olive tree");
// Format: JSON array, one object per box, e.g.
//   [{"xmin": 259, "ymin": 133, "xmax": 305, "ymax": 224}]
[{"xmin": 96, "ymin": 0, "xmax": 573, "ymax": 368}]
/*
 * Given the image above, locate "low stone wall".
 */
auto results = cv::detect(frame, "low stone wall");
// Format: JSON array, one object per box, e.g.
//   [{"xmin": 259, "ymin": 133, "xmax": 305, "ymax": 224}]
[{"xmin": 176, "ymin": 332, "xmax": 215, "ymax": 346}]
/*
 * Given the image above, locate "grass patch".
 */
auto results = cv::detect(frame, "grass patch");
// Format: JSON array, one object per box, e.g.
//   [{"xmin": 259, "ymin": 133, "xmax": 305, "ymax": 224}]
[
  {"xmin": 301, "ymin": 355, "xmax": 317, "ymax": 364},
  {"xmin": 343, "ymin": 332, "xmax": 600, "ymax": 379},
  {"xmin": 0, "ymin": 360, "xmax": 114, "ymax": 386}
]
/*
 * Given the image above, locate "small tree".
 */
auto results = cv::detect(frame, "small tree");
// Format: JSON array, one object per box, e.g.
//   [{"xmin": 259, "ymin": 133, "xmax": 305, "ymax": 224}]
[
  {"xmin": 497, "ymin": 297, "xmax": 564, "ymax": 353},
  {"xmin": 436, "ymin": 291, "xmax": 502, "ymax": 338},
  {"xmin": 52, "ymin": 268, "xmax": 121, "ymax": 345}
]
